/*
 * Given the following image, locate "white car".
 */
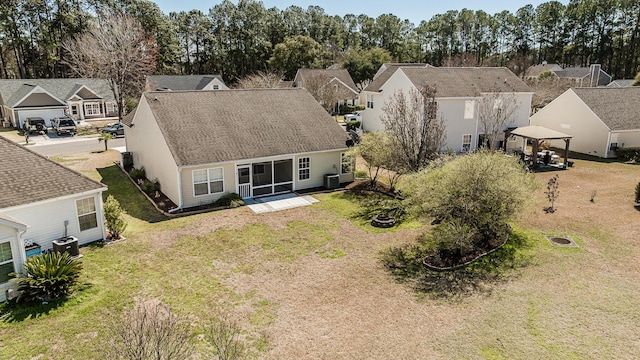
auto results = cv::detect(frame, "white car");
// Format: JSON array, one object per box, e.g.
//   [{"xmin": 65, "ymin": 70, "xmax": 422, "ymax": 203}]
[{"xmin": 344, "ymin": 111, "xmax": 362, "ymax": 122}]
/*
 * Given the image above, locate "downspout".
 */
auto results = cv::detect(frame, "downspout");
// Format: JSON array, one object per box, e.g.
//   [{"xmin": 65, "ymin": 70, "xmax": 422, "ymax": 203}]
[
  {"xmin": 605, "ymin": 131, "xmax": 612, "ymax": 159},
  {"xmin": 168, "ymin": 167, "xmax": 183, "ymax": 213},
  {"xmin": 97, "ymin": 193, "xmax": 107, "ymax": 240}
]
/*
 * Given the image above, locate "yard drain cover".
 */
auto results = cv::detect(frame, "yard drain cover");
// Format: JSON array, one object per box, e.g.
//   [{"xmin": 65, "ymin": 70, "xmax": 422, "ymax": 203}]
[{"xmin": 545, "ymin": 235, "xmax": 578, "ymax": 247}]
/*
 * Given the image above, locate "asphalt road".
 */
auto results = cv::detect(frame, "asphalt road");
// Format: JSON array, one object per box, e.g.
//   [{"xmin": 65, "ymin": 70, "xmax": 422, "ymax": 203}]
[{"xmin": 28, "ymin": 136, "xmax": 126, "ymax": 156}]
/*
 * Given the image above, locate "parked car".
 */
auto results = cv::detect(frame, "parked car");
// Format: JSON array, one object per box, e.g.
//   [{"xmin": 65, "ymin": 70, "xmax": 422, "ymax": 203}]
[
  {"xmin": 51, "ymin": 116, "xmax": 77, "ymax": 136},
  {"xmin": 22, "ymin": 117, "xmax": 48, "ymax": 135},
  {"xmin": 344, "ymin": 111, "xmax": 362, "ymax": 122},
  {"xmin": 101, "ymin": 123, "xmax": 125, "ymax": 137}
]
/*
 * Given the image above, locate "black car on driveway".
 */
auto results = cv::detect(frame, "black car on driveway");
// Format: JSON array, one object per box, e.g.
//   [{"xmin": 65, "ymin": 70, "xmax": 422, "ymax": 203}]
[{"xmin": 101, "ymin": 123, "xmax": 125, "ymax": 137}]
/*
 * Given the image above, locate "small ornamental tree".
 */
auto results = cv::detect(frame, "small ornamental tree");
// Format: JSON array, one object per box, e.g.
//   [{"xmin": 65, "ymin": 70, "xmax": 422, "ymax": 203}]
[
  {"xmin": 98, "ymin": 132, "xmax": 113, "ymax": 151},
  {"xmin": 402, "ymin": 151, "xmax": 537, "ymax": 266},
  {"xmin": 545, "ymin": 174, "xmax": 560, "ymax": 213},
  {"xmin": 104, "ymin": 195, "xmax": 127, "ymax": 240}
]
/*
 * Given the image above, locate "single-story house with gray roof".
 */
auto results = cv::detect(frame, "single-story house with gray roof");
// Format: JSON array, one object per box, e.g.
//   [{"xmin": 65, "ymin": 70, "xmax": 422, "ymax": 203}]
[
  {"xmin": 0, "ymin": 78, "xmax": 118, "ymax": 128},
  {"xmin": 530, "ymin": 87, "xmax": 640, "ymax": 158},
  {"xmin": 145, "ymin": 75, "xmax": 228, "ymax": 91},
  {"xmin": 0, "ymin": 136, "xmax": 107, "ymax": 302},
  {"xmin": 123, "ymin": 88, "xmax": 354, "ymax": 209},
  {"xmin": 360, "ymin": 66, "xmax": 533, "ymax": 153}
]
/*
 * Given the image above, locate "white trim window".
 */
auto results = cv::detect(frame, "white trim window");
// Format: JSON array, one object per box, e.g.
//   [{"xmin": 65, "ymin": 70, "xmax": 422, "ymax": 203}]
[
  {"xmin": 341, "ymin": 152, "xmax": 353, "ymax": 174},
  {"xmin": 105, "ymin": 102, "xmax": 116, "ymax": 115},
  {"xmin": 298, "ymin": 157, "xmax": 310, "ymax": 180},
  {"xmin": 212, "ymin": 84, "xmax": 219, "ymax": 90},
  {"xmin": 464, "ymin": 100, "xmax": 475, "ymax": 119},
  {"xmin": 462, "ymin": 134, "xmax": 472, "ymax": 153},
  {"xmin": 0, "ymin": 241, "xmax": 14, "ymax": 283},
  {"xmin": 366, "ymin": 94, "xmax": 374, "ymax": 109},
  {"xmin": 193, "ymin": 168, "xmax": 224, "ymax": 196},
  {"xmin": 84, "ymin": 102, "xmax": 101, "ymax": 116},
  {"xmin": 77, "ymin": 197, "xmax": 98, "ymax": 231}
]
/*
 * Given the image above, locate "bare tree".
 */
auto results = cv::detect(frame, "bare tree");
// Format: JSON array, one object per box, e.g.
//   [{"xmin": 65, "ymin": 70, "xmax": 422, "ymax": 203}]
[
  {"xmin": 107, "ymin": 297, "xmax": 192, "ymax": 360},
  {"xmin": 381, "ymin": 84, "xmax": 447, "ymax": 172},
  {"xmin": 63, "ymin": 13, "xmax": 157, "ymax": 122},
  {"xmin": 476, "ymin": 87, "xmax": 519, "ymax": 150},
  {"xmin": 235, "ymin": 70, "xmax": 284, "ymax": 89},
  {"xmin": 206, "ymin": 314, "xmax": 246, "ymax": 360},
  {"xmin": 302, "ymin": 74, "xmax": 352, "ymax": 114}
]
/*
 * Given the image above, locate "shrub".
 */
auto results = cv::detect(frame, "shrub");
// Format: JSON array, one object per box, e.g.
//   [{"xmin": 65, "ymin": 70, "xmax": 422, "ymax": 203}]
[
  {"xmin": 345, "ymin": 120, "xmax": 361, "ymax": 132},
  {"xmin": 339, "ymin": 104, "xmax": 365, "ymax": 114},
  {"xmin": 635, "ymin": 182, "xmax": 640, "ymax": 203},
  {"xmin": 215, "ymin": 193, "xmax": 244, "ymax": 208},
  {"xmin": 104, "ymin": 195, "xmax": 127, "ymax": 240},
  {"xmin": 617, "ymin": 147, "xmax": 640, "ymax": 162},
  {"xmin": 401, "ymin": 150, "xmax": 537, "ymax": 263},
  {"xmin": 129, "ymin": 167, "xmax": 146, "ymax": 180},
  {"xmin": 141, "ymin": 179, "xmax": 160, "ymax": 195},
  {"xmin": 15, "ymin": 252, "xmax": 82, "ymax": 303}
]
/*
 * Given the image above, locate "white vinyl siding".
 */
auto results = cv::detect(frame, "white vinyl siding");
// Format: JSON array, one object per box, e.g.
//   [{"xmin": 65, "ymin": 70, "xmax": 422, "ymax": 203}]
[
  {"xmin": 298, "ymin": 157, "xmax": 310, "ymax": 180},
  {"xmin": 193, "ymin": 168, "xmax": 224, "ymax": 196},
  {"xmin": 464, "ymin": 100, "xmax": 475, "ymax": 119},
  {"xmin": 0, "ymin": 241, "xmax": 14, "ymax": 283},
  {"xmin": 76, "ymin": 197, "xmax": 98, "ymax": 231}
]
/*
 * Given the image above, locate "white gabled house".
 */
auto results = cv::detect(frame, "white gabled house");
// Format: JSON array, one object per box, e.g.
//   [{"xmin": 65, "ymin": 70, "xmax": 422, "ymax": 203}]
[
  {"xmin": 530, "ymin": 87, "xmax": 640, "ymax": 158},
  {"xmin": 0, "ymin": 137, "xmax": 107, "ymax": 302},
  {"xmin": 123, "ymin": 88, "xmax": 354, "ymax": 210},
  {"xmin": 0, "ymin": 78, "xmax": 119, "ymax": 128},
  {"xmin": 145, "ymin": 75, "xmax": 229, "ymax": 91},
  {"xmin": 360, "ymin": 66, "xmax": 533, "ymax": 153}
]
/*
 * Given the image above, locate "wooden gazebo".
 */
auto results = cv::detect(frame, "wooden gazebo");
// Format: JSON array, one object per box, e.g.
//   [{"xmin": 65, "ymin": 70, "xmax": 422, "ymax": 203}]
[{"xmin": 510, "ymin": 125, "xmax": 573, "ymax": 168}]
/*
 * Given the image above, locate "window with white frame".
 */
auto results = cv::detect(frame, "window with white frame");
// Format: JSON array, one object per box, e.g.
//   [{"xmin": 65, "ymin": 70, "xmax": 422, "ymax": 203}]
[
  {"xmin": 298, "ymin": 157, "xmax": 310, "ymax": 180},
  {"xmin": 84, "ymin": 102, "xmax": 101, "ymax": 116},
  {"xmin": 213, "ymin": 84, "xmax": 219, "ymax": 90},
  {"xmin": 462, "ymin": 134, "xmax": 472, "ymax": 153},
  {"xmin": 105, "ymin": 102, "xmax": 116, "ymax": 115},
  {"xmin": 464, "ymin": 100, "xmax": 475, "ymax": 119},
  {"xmin": 0, "ymin": 241, "xmax": 14, "ymax": 283},
  {"xmin": 341, "ymin": 152, "xmax": 353, "ymax": 174},
  {"xmin": 76, "ymin": 197, "xmax": 98, "ymax": 231},
  {"xmin": 193, "ymin": 168, "xmax": 224, "ymax": 196},
  {"xmin": 366, "ymin": 94, "xmax": 374, "ymax": 109}
]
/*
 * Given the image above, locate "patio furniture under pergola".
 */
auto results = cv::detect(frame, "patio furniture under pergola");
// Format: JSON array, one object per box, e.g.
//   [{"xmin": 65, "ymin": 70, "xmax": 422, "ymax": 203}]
[{"xmin": 510, "ymin": 125, "xmax": 573, "ymax": 168}]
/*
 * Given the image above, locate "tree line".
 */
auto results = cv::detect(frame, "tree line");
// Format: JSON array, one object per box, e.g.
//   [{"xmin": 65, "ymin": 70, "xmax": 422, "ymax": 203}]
[{"xmin": 2, "ymin": 0, "xmax": 640, "ymax": 84}]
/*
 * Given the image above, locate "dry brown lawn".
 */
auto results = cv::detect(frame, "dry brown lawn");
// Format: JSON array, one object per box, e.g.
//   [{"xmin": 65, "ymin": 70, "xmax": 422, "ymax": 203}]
[{"xmin": 13, "ymin": 153, "xmax": 640, "ymax": 359}]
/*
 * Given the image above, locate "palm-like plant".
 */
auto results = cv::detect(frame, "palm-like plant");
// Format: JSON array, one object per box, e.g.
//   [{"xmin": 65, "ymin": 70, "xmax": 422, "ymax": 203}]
[{"xmin": 16, "ymin": 252, "xmax": 82, "ymax": 303}]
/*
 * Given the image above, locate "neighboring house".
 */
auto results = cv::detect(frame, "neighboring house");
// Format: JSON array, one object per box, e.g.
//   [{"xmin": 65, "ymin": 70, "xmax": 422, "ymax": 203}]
[
  {"xmin": 123, "ymin": 88, "xmax": 354, "ymax": 209},
  {"xmin": 361, "ymin": 63, "xmax": 431, "ymax": 108},
  {"xmin": 293, "ymin": 69, "xmax": 360, "ymax": 110},
  {"xmin": 0, "ymin": 78, "xmax": 118, "ymax": 128},
  {"xmin": 607, "ymin": 79, "xmax": 636, "ymax": 88},
  {"xmin": 360, "ymin": 66, "xmax": 533, "ymax": 153},
  {"xmin": 525, "ymin": 63, "xmax": 612, "ymax": 87},
  {"xmin": 145, "ymin": 75, "xmax": 229, "ymax": 91},
  {"xmin": 530, "ymin": 87, "xmax": 640, "ymax": 158},
  {"xmin": 0, "ymin": 136, "xmax": 107, "ymax": 302}
]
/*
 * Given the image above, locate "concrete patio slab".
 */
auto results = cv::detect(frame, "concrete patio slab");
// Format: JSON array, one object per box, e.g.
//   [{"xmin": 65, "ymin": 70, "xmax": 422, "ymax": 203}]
[{"xmin": 246, "ymin": 193, "xmax": 318, "ymax": 213}]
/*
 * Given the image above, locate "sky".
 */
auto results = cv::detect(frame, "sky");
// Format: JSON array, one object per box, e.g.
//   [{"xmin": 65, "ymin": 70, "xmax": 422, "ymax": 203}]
[{"xmin": 152, "ymin": 0, "xmax": 568, "ymax": 25}]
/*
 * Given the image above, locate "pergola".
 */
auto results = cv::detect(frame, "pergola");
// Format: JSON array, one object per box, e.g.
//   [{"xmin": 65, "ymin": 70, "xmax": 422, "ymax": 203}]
[{"xmin": 510, "ymin": 125, "xmax": 573, "ymax": 168}]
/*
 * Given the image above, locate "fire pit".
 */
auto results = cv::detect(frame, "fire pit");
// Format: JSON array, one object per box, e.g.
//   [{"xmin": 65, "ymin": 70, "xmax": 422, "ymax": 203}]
[{"xmin": 371, "ymin": 214, "xmax": 396, "ymax": 228}]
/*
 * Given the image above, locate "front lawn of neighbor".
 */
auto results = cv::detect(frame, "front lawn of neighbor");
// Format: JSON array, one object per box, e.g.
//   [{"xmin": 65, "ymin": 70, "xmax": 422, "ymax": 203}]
[{"xmin": 2, "ymin": 150, "xmax": 639, "ymax": 359}]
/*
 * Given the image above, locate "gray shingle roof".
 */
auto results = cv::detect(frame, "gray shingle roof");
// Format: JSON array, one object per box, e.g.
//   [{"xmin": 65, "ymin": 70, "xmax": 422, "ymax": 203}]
[
  {"xmin": 146, "ymin": 75, "xmax": 226, "ymax": 91},
  {"xmin": 294, "ymin": 69, "xmax": 358, "ymax": 93},
  {"xmin": 607, "ymin": 79, "xmax": 635, "ymax": 88},
  {"xmin": 400, "ymin": 67, "xmax": 532, "ymax": 97},
  {"xmin": 572, "ymin": 87, "xmax": 640, "ymax": 131},
  {"xmin": 525, "ymin": 63, "xmax": 562, "ymax": 77},
  {"xmin": 0, "ymin": 137, "xmax": 106, "ymax": 209},
  {"xmin": 363, "ymin": 63, "xmax": 430, "ymax": 92},
  {"xmin": 143, "ymin": 89, "xmax": 350, "ymax": 166},
  {"xmin": 0, "ymin": 78, "xmax": 114, "ymax": 108}
]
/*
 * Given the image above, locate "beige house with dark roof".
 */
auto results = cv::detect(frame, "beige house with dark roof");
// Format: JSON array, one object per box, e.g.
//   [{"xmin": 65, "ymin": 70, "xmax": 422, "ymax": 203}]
[
  {"xmin": 123, "ymin": 88, "xmax": 354, "ymax": 209},
  {"xmin": 293, "ymin": 69, "xmax": 360, "ymax": 111},
  {"xmin": 360, "ymin": 66, "xmax": 533, "ymax": 153},
  {"xmin": 0, "ymin": 78, "xmax": 118, "ymax": 129},
  {"xmin": 0, "ymin": 137, "xmax": 107, "ymax": 302},
  {"xmin": 530, "ymin": 87, "xmax": 640, "ymax": 158}
]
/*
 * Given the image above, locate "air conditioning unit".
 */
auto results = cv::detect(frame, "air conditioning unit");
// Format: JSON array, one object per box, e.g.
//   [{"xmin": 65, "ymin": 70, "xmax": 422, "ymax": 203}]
[
  {"xmin": 52, "ymin": 236, "xmax": 80, "ymax": 257},
  {"xmin": 324, "ymin": 174, "xmax": 340, "ymax": 190}
]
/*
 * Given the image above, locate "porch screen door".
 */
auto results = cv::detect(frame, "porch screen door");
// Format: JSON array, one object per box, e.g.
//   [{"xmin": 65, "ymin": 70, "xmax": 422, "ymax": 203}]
[{"xmin": 238, "ymin": 166, "xmax": 251, "ymax": 199}]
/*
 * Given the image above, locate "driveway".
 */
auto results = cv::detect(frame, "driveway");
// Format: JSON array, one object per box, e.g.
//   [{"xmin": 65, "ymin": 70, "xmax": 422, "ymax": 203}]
[{"xmin": 0, "ymin": 129, "xmax": 125, "ymax": 156}]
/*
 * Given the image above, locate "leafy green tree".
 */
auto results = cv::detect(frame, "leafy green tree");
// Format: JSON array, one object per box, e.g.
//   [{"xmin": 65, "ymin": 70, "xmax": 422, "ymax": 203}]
[
  {"xmin": 268, "ymin": 35, "xmax": 325, "ymax": 79},
  {"xmin": 15, "ymin": 252, "xmax": 82, "ymax": 303},
  {"xmin": 343, "ymin": 47, "xmax": 391, "ymax": 86}
]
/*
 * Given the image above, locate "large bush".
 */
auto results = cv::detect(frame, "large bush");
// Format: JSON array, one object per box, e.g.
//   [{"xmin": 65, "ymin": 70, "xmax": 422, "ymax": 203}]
[
  {"xmin": 402, "ymin": 151, "xmax": 537, "ymax": 264},
  {"xmin": 15, "ymin": 252, "xmax": 82, "ymax": 303},
  {"xmin": 104, "ymin": 195, "xmax": 127, "ymax": 240}
]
